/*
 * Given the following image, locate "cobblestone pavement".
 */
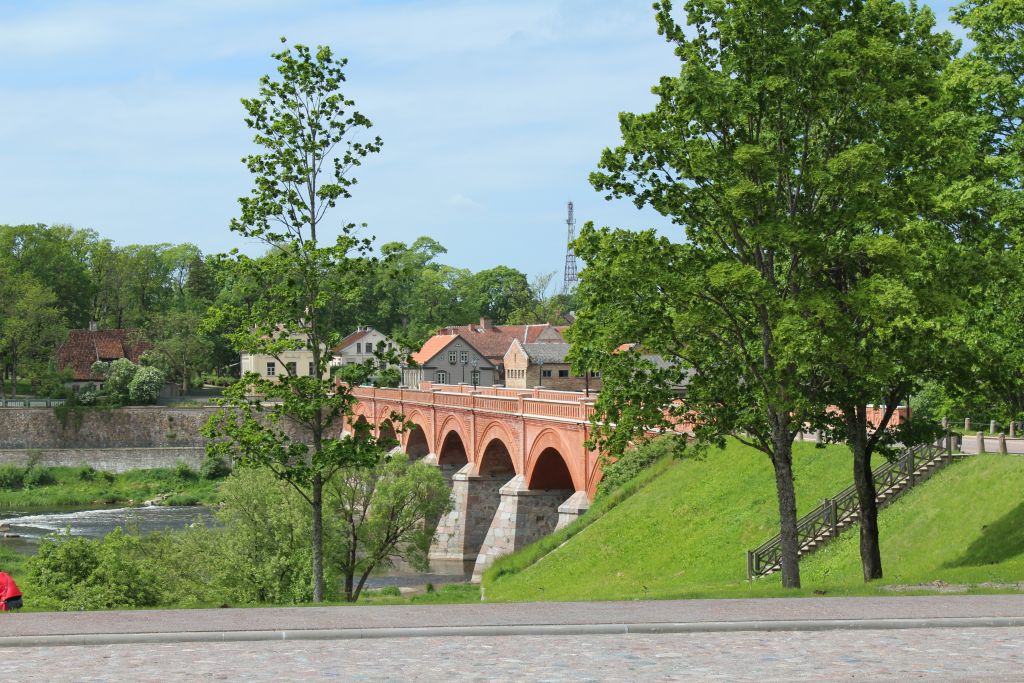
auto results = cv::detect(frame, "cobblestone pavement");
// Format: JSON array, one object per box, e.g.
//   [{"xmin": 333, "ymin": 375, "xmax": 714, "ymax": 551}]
[{"xmin": 5, "ymin": 627, "xmax": 1024, "ymax": 682}]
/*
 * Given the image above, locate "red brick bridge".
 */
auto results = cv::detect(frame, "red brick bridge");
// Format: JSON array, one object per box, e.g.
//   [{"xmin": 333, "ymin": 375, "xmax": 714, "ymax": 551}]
[{"xmin": 350, "ymin": 383, "xmax": 602, "ymax": 580}]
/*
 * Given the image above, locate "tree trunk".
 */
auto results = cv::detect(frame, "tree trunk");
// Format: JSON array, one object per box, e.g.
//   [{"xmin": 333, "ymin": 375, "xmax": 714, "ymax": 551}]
[
  {"xmin": 311, "ymin": 472, "xmax": 324, "ymax": 602},
  {"xmin": 771, "ymin": 428, "xmax": 801, "ymax": 588},
  {"xmin": 849, "ymin": 407, "xmax": 882, "ymax": 581}
]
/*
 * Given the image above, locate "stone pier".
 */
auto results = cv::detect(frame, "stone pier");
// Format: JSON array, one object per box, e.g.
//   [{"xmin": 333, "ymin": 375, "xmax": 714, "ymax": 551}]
[
  {"xmin": 470, "ymin": 476, "xmax": 574, "ymax": 582},
  {"xmin": 430, "ymin": 464, "xmax": 510, "ymax": 563}
]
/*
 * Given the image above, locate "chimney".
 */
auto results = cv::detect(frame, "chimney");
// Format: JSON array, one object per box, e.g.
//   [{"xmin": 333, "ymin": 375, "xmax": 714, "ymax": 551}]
[
  {"xmin": 480, "ymin": 317, "xmax": 493, "ymax": 331},
  {"xmin": 88, "ymin": 321, "xmax": 98, "ymax": 332}
]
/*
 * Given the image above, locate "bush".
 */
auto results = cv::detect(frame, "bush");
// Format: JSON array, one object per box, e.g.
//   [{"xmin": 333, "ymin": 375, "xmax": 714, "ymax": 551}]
[
  {"xmin": 75, "ymin": 465, "xmax": 97, "ymax": 481},
  {"xmin": 128, "ymin": 366, "xmax": 165, "ymax": 405},
  {"xmin": 199, "ymin": 453, "xmax": 232, "ymax": 480},
  {"xmin": 0, "ymin": 465, "xmax": 25, "ymax": 490},
  {"xmin": 597, "ymin": 435, "xmax": 684, "ymax": 497},
  {"xmin": 174, "ymin": 460, "xmax": 197, "ymax": 482},
  {"xmin": 23, "ymin": 467, "xmax": 56, "ymax": 488}
]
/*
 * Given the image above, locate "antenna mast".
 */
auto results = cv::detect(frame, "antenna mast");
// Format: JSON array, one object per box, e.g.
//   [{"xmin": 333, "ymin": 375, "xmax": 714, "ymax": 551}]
[{"xmin": 562, "ymin": 201, "xmax": 578, "ymax": 294}]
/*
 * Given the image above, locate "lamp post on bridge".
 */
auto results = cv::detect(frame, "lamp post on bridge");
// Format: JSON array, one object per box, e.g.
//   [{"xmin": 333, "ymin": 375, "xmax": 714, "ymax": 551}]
[{"xmin": 471, "ymin": 358, "xmax": 479, "ymax": 389}]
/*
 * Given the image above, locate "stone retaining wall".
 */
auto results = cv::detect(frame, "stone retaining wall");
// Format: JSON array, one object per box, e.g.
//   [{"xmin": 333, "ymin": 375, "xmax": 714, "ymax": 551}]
[
  {"xmin": 0, "ymin": 407, "xmax": 219, "ymax": 449},
  {"xmin": 0, "ymin": 447, "xmax": 206, "ymax": 472}
]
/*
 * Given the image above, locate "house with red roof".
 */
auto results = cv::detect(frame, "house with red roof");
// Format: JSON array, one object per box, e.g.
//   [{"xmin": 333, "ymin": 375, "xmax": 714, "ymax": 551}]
[
  {"xmin": 402, "ymin": 333, "xmax": 496, "ymax": 387},
  {"xmin": 403, "ymin": 318, "xmax": 567, "ymax": 388},
  {"xmin": 57, "ymin": 324, "xmax": 150, "ymax": 389}
]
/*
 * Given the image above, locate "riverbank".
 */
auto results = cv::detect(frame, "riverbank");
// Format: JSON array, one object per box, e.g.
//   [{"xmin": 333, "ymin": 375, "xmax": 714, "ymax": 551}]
[{"xmin": 0, "ymin": 464, "xmax": 224, "ymax": 509}]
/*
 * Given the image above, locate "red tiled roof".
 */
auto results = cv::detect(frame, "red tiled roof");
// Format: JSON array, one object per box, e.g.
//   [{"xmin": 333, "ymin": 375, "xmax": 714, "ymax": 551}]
[
  {"xmin": 432, "ymin": 323, "xmax": 566, "ymax": 364},
  {"xmin": 412, "ymin": 334, "xmax": 459, "ymax": 365},
  {"xmin": 57, "ymin": 329, "xmax": 150, "ymax": 381}
]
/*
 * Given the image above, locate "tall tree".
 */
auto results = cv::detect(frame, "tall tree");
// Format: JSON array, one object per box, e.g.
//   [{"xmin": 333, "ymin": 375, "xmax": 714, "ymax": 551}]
[
  {"xmin": 573, "ymin": 0, "xmax": 962, "ymax": 587},
  {"xmin": 203, "ymin": 39, "xmax": 382, "ymax": 602}
]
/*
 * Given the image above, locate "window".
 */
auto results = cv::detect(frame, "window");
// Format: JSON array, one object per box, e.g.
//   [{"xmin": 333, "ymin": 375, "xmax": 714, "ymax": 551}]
[
  {"xmin": 460, "ymin": 351, "xmax": 468, "ymax": 364},
  {"xmin": 436, "ymin": 370, "xmax": 448, "ymax": 384},
  {"xmin": 542, "ymin": 369, "xmax": 552, "ymax": 378},
  {"xmin": 558, "ymin": 369, "xmax": 569, "ymax": 378},
  {"xmin": 286, "ymin": 361, "xmax": 297, "ymax": 376},
  {"xmin": 590, "ymin": 371, "xmax": 600, "ymax": 378},
  {"xmin": 448, "ymin": 351, "xmax": 457, "ymax": 364},
  {"xmin": 356, "ymin": 343, "xmax": 361, "ymax": 354},
  {"xmin": 308, "ymin": 362, "xmax": 314, "ymax": 376},
  {"xmin": 266, "ymin": 362, "xmax": 276, "ymax": 377}
]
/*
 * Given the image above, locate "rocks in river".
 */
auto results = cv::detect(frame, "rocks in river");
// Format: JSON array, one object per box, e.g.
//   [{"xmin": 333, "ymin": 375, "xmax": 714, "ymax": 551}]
[{"xmin": 142, "ymin": 493, "xmax": 172, "ymax": 505}]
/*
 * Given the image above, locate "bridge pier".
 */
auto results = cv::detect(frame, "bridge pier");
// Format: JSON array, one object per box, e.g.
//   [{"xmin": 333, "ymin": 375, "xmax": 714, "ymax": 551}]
[
  {"xmin": 430, "ymin": 464, "xmax": 509, "ymax": 564},
  {"xmin": 470, "ymin": 476, "xmax": 575, "ymax": 582},
  {"xmin": 556, "ymin": 491, "xmax": 590, "ymax": 529}
]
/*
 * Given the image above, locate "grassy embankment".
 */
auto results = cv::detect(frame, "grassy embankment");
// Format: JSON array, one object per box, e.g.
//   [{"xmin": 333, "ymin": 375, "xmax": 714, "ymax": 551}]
[
  {"xmin": 0, "ymin": 464, "xmax": 223, "ymax": 509},
  {"xmin": 483, "ymin": 440, "xmax": 1024, "ymax": 602}
]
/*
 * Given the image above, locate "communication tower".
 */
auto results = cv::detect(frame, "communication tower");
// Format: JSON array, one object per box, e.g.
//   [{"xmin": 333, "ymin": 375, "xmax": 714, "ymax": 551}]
[{"xmin": 563, "ymin": 201, "xmax": 578, "ymax": 294}]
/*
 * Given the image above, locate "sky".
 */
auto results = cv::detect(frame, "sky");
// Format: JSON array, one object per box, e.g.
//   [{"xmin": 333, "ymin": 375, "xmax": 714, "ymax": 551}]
[{"xmin": 0, "ymin": 0, "xmax": 965, "ymax": 282}]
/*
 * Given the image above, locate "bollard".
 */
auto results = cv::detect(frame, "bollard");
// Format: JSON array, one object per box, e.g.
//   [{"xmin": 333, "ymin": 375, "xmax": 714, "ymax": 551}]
[
  {"xmin": 1011, "ymin": 421, "xmax": 1018, "ymax": 439},
  {"xmin": 991, "ymin": 420, "xmax": 998, "ymax": 434},
  {"xmin": 815, "ymin": 430, "xmax": 823, "ymax": 445},
  {"xmin": 999, "ymin": 432, "xmax": 1008, "ymax": 455},
  {"xmin": 965, "ymin": 418, "xmax": 972, "ymax": 432},
  {"xmin": 977, "ymin": 431, "xmax": 986, "ymax": 454}
]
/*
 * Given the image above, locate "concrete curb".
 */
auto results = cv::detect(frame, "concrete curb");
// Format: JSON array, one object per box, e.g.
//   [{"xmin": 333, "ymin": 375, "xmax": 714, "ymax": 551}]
[{"xmin": 4, "ymin": 616, "xmax": 1024, "ymax": 648}]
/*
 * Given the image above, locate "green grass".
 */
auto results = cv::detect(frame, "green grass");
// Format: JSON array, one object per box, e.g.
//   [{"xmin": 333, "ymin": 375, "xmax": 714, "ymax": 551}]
[
  {"xmin": 794, "ymin": 455, "xmax": 1024, "ymax": 590},
  {"xmin": 0, "ymin": 466, "xmax": 224, "ymax": 509},
  {"xmin": 483, "ymin": 439, "xmax": 868, "ymax": 602}
]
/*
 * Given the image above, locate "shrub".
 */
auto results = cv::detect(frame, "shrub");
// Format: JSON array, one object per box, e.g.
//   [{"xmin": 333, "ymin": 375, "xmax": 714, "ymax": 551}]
[
  {"xmin": 0, "ymin": 465, "xmax": 25, "ymax": 490},
  {"xmin": 597, "ymin": 435, "xmax": 684, "ymax": 497},
  {"xmin": 75, "ymin": 465, "xmax": 97, "ymax": 481},
  {"xmin": 174, "ymin": 460, "xmax": 197, "ymax": 482},
  {"xmin": 128, "ymin": 366, "xmax": 165, "ymax": 405},
  {"xmin": 23, "ymin": 467, "xmax": 56, "ymax": 488},
  {"xmin": 200, "ymin": 453, "xmax": 232, "ymax": 480}
]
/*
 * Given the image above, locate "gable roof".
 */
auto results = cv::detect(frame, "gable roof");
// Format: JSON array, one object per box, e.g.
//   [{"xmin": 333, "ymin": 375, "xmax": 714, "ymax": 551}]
[
  {"xmin": 57, "ymin": 329, "xmax": 150, "ymax": 381},
  {"xmin": 412, "ymin": 333, "xmax": 495, "ymax": 368},
  {"xmin": 434, "ymin": 322, "xmax": 566, "ymax": 364},
  {"xmin": 522, "ymin": 342, "xmax": 571, "ymax": 364}
]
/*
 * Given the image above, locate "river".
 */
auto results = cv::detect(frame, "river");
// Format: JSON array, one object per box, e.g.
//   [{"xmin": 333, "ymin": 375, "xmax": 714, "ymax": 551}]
[{"xmin": 0, "ymin": 506, "xmax": 471, "ymax": 589}]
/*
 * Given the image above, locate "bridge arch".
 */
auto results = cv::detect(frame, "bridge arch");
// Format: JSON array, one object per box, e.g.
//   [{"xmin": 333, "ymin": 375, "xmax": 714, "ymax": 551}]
[
  {"xmin": 525, "ymin": 429, "xmax": 581, "ymax": 492},
  {"xmin": 474, "ymin": 422, "xmax": 521, "ymax": 475},
  {"xmin": 435, "ymin": 415, "xmax": 470, "ymax": 466}
]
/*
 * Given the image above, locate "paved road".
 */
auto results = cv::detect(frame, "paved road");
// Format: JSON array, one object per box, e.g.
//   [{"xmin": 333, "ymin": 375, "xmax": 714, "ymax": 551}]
[
  {"xmin": 2, "ymin": 596, "xmax": 1023, "ymax": 681},
  {"xmin": 6, "ymin": 627, "xmax": 1024, "ymax": 682}
]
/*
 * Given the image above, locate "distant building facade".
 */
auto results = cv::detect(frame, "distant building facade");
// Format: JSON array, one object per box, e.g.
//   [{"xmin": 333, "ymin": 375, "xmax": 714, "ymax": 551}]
[
  {"xmin": 331, "ymin": 327, "xmax": 397, "ymax": 367},
  {"xmin": 239, "ymin": 331, "xmax": 330, "ymax": 382},
  {"xmin": 504, "ymin": 339, "xmax": 601, "ymax": 392},
  {"xmin": 403, "ymin": 334, "xmax": 497, "ymax": 387}
]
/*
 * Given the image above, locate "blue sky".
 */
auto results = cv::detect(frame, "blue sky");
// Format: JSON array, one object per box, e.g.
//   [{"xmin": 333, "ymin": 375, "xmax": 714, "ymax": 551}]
[{"xmin": 0, "ymin": 0, "xmax": 964, "ymax": 281}]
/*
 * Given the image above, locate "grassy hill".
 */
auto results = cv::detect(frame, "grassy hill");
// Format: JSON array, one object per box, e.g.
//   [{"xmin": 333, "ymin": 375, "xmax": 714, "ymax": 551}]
[
  {"xmin": 483, "ymin": 441, "xmax": 1024, "ymax": 602},
  {"xmin": 796, "ymin": 454, "xmax": 1024, "ymax": 590},
  {"xmin": 483, "ymin": 439, "xmax": 866, "ymax": 602}
]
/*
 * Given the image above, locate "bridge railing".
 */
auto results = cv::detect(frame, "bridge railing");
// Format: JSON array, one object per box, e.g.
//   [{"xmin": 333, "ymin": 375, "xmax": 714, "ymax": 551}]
[{"xmin": 350, "ymin": 385, "xmax": 596, "ymax": 423}]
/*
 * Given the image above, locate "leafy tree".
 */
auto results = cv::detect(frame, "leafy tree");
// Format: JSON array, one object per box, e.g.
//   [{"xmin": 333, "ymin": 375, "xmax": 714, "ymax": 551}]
[
  {"xmin": 460, "ymin": 266, "xmax": 535, "ymax": 323},
  {"xmin": 203, "ymin": 39, "xmax": 383, "ymax": 602},
  {"xmin": 128, "ymin": 365, "xmax": 165, "ymax": 404},
  {"xmin": 327, "ymin": 453, "xmax": 451, "ymax": 602},
  {"xmin": 573, "ymin": 0, "xmax": 962, "ymax": 587},
  {"xmin": 142, "ymin": 308, "xmax": 216, "ymax": 394},
  {"xmin": 0, "ymin": 271, "xmax": 67, "ymax": 397}
]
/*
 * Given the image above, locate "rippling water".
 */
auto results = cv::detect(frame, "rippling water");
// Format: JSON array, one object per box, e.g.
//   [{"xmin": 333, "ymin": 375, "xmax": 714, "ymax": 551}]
[{"xmin": 0, "ymin": 506, "xmax": 215, "ymax": 555}]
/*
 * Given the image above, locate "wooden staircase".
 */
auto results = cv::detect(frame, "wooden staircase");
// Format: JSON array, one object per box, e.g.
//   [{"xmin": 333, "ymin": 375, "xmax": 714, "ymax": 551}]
[{"xmin": 746, "ymin": 439, "xmax": 963, "ymax": 580}]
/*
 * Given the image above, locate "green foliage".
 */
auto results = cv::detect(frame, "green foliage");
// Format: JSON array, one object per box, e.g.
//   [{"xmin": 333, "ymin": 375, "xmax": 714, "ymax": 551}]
[
  {"xmin": 0, "ymin": 465, "xmax": 25, "ymax": 490},
  {"xmin": 212, "ymin": 468, "xmax": 323, "ymax": 604},
  {"xmin": 128, "ymin": 365, "xmax": 165, "ymax": 405},
  {"xmin": 25, "ymin": 528, "xmax": 160, "ymax": 611},
  {"xmin": 174, "ymin": 460, "xmax": 197, "ymax": 482},
  {"xmin": 23, "ymin": 466, "xmax": 56, "ymax": 488},
  {"xmin": 596, "ymin": 435, "xmax": 683, "ymax": 498},
  {"xmin": 199, "ymin": 452, "xmax": 232, "ymax": 480},
  {"xmin": 327, "ymin": 455, "xmax": 452, "ymax": 602},
  {"xmin": 104, "ymin": 358, "xmax": 137, "ymax": 404}
]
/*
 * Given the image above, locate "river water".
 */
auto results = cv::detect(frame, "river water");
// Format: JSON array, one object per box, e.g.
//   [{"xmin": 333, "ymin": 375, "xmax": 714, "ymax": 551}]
[{"xmin": 0, "ymin": 506, "xmax": 470, "ymax": 589}]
